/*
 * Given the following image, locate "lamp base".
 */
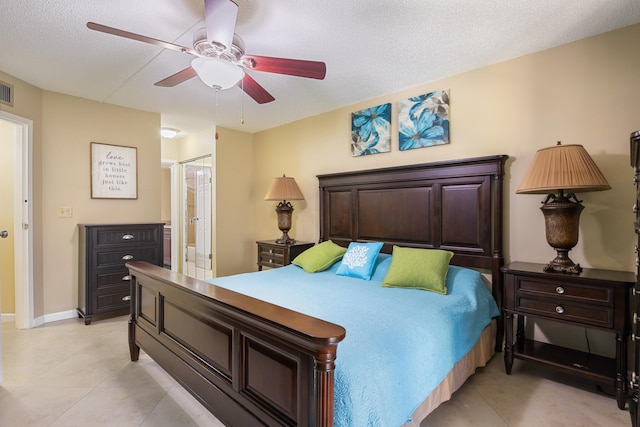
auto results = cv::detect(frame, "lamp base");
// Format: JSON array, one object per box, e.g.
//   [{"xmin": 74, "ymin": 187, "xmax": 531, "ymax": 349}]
[
  {"xmin": 274, "ymin": 201, "xmax": 296, "ymax": 245},
  {"xmin": 543, "ymin": 249, "xmax": 583, "ymax": 274},
  {"xmin": 275, "ymin": 233, "xmax": 296, "ymax": 245},
  {"xmin": 544, "ymin": 263, "xmax": 583, "ymax": 274},
  {"xmin": 540, "ymin": 192, "xmax": 584, "ymax": 275}
]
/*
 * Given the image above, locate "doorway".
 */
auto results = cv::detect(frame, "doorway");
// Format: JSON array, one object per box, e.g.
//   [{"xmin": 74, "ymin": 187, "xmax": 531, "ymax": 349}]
[
  {"xmin": 0, "ymin": 112, "xmax": 33, "ymax": 331},
  {"xmin": 181, "ymin": 156, "xmax": 213, "ymax": 280}
]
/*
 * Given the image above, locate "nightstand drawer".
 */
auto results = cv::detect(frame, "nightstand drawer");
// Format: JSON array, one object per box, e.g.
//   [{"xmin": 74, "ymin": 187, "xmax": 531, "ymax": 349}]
[
  {"xmin": 515, "ymin": 295, "xmax": 613, "ymax": 328},
  {"xmin": 260, "ymin": 245, "xmax": 286, "ymax": 257},
  {"xmin": 259, "ymin": 250, "xmax": 285, "ymax": 267},
  {"xmin": 517, "ymin": 277, "xmax": 613, "ymax": 306}
]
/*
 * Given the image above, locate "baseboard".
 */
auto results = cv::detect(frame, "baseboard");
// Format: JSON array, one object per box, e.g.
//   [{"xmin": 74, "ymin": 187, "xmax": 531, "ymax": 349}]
[
  {"xmin": 34, "ymin": 309, "xmax": 78, "ymax": 327},
  {"xmin": 3, "ymin": 310, "xmax": 78, "ymax": 328},
  {"xmin": 1, "ymin": 313, "xmax": 16, "ymax": 323}
]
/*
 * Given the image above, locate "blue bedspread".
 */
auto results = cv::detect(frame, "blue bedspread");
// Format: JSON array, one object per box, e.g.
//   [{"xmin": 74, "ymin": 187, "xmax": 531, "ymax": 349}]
[{"xmin": 207, "ymin": 254, "xmax": 499, "ymax": 426}]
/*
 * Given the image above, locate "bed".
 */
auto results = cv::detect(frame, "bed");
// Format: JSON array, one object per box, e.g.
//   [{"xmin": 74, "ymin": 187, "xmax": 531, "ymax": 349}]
[{"xmin": 126, "ymin": 154, "xmax": 508, "ymax": 427}]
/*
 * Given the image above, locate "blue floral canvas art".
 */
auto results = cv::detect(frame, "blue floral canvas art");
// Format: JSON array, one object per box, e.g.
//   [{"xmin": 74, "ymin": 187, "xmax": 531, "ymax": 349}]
[
  {"xmin": 351, "ymin": 103, "xmax": 391, "ymax": 156},
  {"xmin": 398, "ymin": 89, "xmax": 450, "ymax": 151}
]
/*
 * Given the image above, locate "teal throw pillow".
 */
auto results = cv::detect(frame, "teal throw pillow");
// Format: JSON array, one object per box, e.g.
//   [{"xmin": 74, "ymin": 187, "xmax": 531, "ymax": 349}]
[
  {"xmin": 292, "ymin": 240, "xmax": 347, "ymax": 273},
  {"xmin": 335, "ymin": 241, "xmax": 384, "ymax": 280},
  {"xmin": 381, "ymin": 246, "xmax": 454, "ymax": 294}
]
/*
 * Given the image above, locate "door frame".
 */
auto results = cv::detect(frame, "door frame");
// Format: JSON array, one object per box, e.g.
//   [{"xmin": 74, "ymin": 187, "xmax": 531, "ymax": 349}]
[
  {"xmin": 161, "ymin": 159, "xmax": 179, "ymax": 270},
  {"xmin": 0, "ymin": 111, "xmax": 34, "ymax": 330}
]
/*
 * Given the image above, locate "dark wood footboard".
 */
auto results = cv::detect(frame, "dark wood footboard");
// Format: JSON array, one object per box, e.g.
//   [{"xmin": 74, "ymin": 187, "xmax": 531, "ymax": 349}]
[{"xmin": 126, "ymin": 261, "xmax": 346, "ymax": 427}]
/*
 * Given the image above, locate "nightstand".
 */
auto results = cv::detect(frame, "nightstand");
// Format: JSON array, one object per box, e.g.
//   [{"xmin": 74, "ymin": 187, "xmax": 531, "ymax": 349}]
[
  {"xmin": 502, "ymin": 261, "xmax": 635, "ymax": 410},
  {"xmin": 256, "ymin": 240, "xmax": 314, "ymax": 271}
]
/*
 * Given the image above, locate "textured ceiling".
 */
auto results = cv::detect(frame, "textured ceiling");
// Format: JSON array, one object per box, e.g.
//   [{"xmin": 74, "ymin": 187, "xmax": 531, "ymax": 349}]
[{"xmin": 1, "ymin": 0, "xmax": 639, "ymax": 135}]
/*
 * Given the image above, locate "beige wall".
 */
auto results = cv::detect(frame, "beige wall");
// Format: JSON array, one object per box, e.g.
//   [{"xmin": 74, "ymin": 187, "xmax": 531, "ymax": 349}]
[
  {"xmin": 215, "ymin": 127, "xmax": 254, "ymax": 276},
  {"xmin": 251, "ymin": 24, "xmax": 640, "ymax": 356},
  {"xmin": 41, "ymin": 91, "xmax": 161, "ymax": 314},
  {"xmin": 160, "ymin": 167, "xmax": 171, "ymax": 223}
]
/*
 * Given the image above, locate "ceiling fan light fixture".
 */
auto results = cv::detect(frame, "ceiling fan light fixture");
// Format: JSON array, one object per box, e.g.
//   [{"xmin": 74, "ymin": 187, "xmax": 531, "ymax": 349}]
[{"xmin": 191, "ymin": 57, "xmax": 244, "ymax": 90}]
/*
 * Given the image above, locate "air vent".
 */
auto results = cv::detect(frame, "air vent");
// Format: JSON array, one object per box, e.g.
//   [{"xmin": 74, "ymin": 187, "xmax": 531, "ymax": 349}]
[{"xmin": 0, "ymin": 80, "xmax": 13, "ymax": 107}]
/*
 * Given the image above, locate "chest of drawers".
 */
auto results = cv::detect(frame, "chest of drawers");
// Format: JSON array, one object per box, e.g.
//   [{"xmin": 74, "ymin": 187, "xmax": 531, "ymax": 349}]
[
  {"xmin": 503, "ymin": 261, "xmax": 634, "ymax": 410},
  {"xmin": 78, "ymin": 223, "xmax": 164, "ymax": 324}
]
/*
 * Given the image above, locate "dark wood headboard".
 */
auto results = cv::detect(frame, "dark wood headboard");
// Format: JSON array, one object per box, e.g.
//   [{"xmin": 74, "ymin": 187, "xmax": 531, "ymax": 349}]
[{"xmin": 317, "ymin": 155, "xmax": 508, "ymax": 349}]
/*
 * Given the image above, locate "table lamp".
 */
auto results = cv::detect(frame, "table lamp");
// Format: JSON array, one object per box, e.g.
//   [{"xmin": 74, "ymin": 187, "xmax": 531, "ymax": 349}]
[
  {"xmin": 264, "ymin": 175, "xmax": 305, "ymax": 244},
  {"xmin": 517, "ymin": 141, "xmax": 610, "ymax": 274}
]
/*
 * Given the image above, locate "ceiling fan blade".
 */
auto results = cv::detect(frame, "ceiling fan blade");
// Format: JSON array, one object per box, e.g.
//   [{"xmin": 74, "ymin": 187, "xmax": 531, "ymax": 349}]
[
  {"xmin": 154, "ymin": 67, "xmax": 198, "ymax": 87},
  {"xmin": 242, "ymin": 55, "xmax": 326, "ymax": 80},
  {"xmin": 204, "ymin": 0, "xmax": 238, "ymax": 52},
  {"xmin": 87, "ymin": 22, "xmax": 197, "ymax": 55},
  {"xmin": 238, "ymin": 74, "xmax": 275, "ymax": 104}
]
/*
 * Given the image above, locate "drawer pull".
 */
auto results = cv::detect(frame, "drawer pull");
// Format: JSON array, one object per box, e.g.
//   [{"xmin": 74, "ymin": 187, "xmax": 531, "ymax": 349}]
[
  {"xmin": 555, "ymin": 305, "xmax": 564, "ymax": 314},
  {"xmin": 122, "ymin": 275, "xmax": 132, "ymax": 281},
  {"xmin": 122, "ymin": 295, "xmax": 131, "ymax": 302},
  {"xmin": 555, "ymin": 286, "xmax": 565, "ymax": 294},
  {"xmin": 122, "ymin": 234, "xmax": 134, "ymax": 240},
  {"xmin": 122, "ymin": 254, "xmax": 134, "ymax": 260}
]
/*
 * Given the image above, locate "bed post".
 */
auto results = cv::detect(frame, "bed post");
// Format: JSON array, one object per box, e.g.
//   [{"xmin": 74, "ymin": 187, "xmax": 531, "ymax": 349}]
[
  {"xmin": 315, "ymin": 348, "xmax": 339, "ymax": 427},
  {"xmin": 492, "ymin": 156, "xmax": 507, "ymax": 352},
  {"xmin": 128, "ymin": 275, "xmax": 140, "ymax": 361},
  {"xmin": 318, "ymin": 184, "xmax": 326, "ymax": 243}
]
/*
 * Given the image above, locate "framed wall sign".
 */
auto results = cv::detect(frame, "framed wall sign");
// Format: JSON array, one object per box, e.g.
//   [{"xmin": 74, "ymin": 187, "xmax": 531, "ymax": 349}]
[{"xmin": 90, "ymin": 142, "xmax": 138, "ymax": 199}]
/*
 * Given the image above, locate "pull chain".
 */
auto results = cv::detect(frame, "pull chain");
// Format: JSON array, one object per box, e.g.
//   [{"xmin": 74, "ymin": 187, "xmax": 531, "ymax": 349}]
[{"xmin": 241, "ymin": 77, "xmax": 245, "ymax": 125}]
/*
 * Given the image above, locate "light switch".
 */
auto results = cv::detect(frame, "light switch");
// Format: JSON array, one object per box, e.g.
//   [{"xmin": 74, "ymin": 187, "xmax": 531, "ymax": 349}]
[{"xmin": 58, "ymin": 207, "xmax": 72, "ymax": 218}]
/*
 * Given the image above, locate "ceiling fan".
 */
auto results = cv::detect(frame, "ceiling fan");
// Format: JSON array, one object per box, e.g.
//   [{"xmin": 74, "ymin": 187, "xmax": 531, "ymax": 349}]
[{"xmin": 87, "ymin": 0, "xmax": 326, "ymax": 104}]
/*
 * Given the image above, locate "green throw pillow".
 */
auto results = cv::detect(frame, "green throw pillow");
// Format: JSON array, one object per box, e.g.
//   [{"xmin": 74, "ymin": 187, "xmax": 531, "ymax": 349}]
[
  {"xmin": 381, "ymin": 246, "xmax": 454, "ymax": 294},
  {"xmin": 292, "ymin": 240, "xmax": 347, "ymax": 273}
]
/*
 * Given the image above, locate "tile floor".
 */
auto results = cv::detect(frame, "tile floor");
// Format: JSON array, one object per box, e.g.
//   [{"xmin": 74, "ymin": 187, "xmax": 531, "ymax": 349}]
[{"xmin": 0, "ymin": 316, "xmax": 631, "ymax": 427}]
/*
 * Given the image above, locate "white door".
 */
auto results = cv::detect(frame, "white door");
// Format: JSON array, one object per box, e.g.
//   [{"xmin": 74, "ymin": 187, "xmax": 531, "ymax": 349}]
[
  {"xmin": 0, "ymin": 112, "xmax": 34, "ymax": 384},
  {"xmin": 0, "ymin": 113, "xmax": 33, "ymax": 330}
]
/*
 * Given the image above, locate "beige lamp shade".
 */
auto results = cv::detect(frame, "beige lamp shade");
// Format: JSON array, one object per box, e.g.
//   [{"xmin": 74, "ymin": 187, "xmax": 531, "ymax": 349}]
[
  {"xmin": 517, "ymin": 142, "xmax": 610, "ymax": 194},
  {"xmin": 264, "ymin": 175, "xmax": 305, "ymax": 201},
  {"xmin": 516, "ymin": 141, "xmax": 610, "ymax": 275}
]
